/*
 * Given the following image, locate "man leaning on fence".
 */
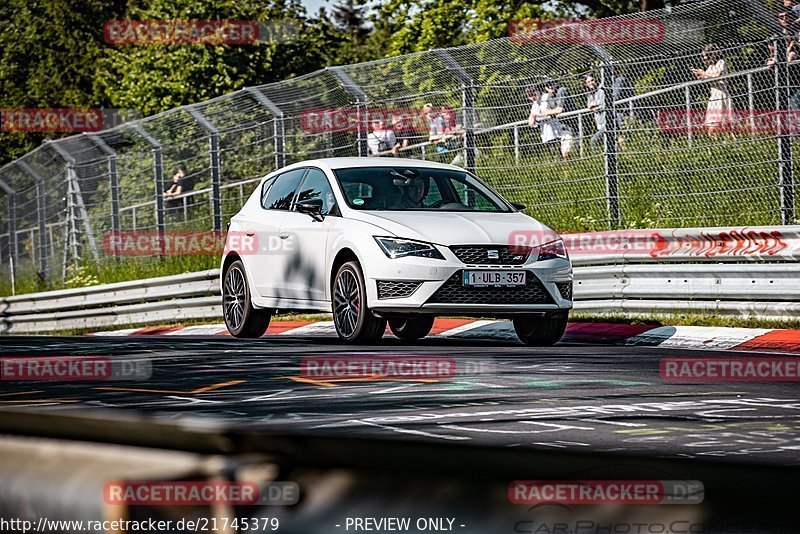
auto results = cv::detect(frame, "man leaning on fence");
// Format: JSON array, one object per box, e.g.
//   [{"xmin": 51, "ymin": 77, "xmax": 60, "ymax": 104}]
[{"xmin": 367, "ymin": 119, "xmax": 397, "ymax": 156}]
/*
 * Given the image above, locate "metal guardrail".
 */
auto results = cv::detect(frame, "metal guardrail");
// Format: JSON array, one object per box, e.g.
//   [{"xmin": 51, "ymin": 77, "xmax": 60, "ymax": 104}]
[{"xmin": 2, "ymin": 226, "xmax": 799, "ymax": 333}]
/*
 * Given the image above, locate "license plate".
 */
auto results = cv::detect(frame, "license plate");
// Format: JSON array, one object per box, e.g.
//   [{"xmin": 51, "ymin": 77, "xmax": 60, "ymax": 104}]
[{"xmin": 462, "ymin": 270, "xmax": 526, "ymax": 287}]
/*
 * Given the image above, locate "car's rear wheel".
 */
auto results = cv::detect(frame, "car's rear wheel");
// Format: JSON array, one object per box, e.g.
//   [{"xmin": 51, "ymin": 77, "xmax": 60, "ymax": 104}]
[
  {"xmin": 389, "ymin": 315, "xmax": 435, "ymax": 341},
  {"xmin": 223, "ymin": 260, "xmax": 271, "ymax": 338},
  {"xmin": 513, "ymin": 314, "xmax": 568, "ymax": 346},
  {"xmin": 332, "ymin": 261, "xmax": 386, "ymax": 343}
]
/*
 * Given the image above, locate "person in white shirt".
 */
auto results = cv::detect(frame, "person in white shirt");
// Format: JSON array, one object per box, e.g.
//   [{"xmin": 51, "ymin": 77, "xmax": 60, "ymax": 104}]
[
  {"xmin": 527, "ymin": 84, "xmax": 567, "ymax": 159},
  {"xmin": 367, "ymin": 119, "xmax": 397, "ymax": 155}
]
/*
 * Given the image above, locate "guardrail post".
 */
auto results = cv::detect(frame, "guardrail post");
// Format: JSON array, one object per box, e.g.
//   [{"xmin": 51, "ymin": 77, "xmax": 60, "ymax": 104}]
[
  {"xmin": 17, "ymin": 161, "xmax": 47, "ymax": 282},
  {"xmin": 130, "ymin": 123, "xmax": 166, "ymax": 254},
  {"xmin": 188, "ymin": 108, "xmax": 223, "ymax": 233},
  {"xmin": 330, "ymin": 67, "xmax": 369, "ymax": 157},
  {"xmin": 86, "ymin": 134, "xmax": 120, "ymax": 256},
  {"xmin": 433, "ymin": 49, "xmax": 477, "ymax": 174},
  {"xmin": 244, "ymin": 88, "xmax": 286, "ymax": 168},
  {"xmin": 601, "ymin": 62, "xmax": 621, "ymax": 228},
  {"xmin": 774, "ymin": 36, "xmax": 795, "ymax": 224}
]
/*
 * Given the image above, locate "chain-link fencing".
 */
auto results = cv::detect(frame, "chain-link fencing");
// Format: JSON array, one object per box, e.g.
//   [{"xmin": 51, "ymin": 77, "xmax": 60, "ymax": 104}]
[{"xmin": 0, "ymin": 0, "xmax": 795, "ymax": 292}]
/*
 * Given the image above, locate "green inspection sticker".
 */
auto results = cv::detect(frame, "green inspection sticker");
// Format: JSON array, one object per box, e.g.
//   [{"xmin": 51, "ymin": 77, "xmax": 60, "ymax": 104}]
[{"xmin": 353, "ymin": 198, "xmax": 365, "ymax": 205}]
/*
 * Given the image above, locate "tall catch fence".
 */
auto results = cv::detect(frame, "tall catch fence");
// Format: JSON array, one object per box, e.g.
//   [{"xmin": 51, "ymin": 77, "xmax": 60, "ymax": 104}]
[{"xmin": 0, "ymin": 0, "xmax": 795, "ymax": 291}]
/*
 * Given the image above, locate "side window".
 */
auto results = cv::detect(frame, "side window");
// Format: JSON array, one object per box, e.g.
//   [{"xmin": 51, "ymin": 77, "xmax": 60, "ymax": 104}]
[
  {"xmin": 260, "ymin": 177, "xmax": 275, "ymax": 207},
  {"xmin": 294, "ymin": 168, "xmax": 337, "ymax": 215},
  {"xmin": 262, "ymin": 168, "xmax": 306, "ymax": 210}
]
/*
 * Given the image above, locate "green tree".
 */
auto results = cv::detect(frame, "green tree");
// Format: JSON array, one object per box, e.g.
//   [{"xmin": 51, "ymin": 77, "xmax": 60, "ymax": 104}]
[
  {"xmin": 0, "ymin": 0, "xmax": 126, "ymax": 166},
  {"xmin": 97, "ymin": 0, "xmax": 328, "ymax": 116}
]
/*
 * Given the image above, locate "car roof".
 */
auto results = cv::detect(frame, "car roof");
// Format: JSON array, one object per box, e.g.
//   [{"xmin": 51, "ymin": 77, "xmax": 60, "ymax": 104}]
[{"xmin": 281, "ymin": 157, "xmax": 463, "ymax": 172}]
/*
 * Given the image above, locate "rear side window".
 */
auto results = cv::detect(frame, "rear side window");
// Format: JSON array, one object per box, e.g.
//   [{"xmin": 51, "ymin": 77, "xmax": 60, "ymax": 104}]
[{"xmin": 262, "ymin": 168, "xmax": 306, "ymax": 210}]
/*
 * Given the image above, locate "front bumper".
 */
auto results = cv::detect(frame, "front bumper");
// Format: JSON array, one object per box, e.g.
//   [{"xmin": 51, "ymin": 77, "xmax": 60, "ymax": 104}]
[{"xmin": 364, "ymin": 244, "xmax": 573, "ymax": 318}]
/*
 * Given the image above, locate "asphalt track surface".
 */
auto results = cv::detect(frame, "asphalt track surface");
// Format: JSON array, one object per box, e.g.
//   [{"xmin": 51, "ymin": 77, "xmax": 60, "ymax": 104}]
[{"xmin": 1, "ymin": 335, "xmax": 798, "ymax": 468}]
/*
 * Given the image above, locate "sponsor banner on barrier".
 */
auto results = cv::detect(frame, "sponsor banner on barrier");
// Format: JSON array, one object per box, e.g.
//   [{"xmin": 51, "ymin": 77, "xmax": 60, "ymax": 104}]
[
  {"xmin": 1, "ymin": 356, "xmax": 151, "ymax": 381},
  {"xmin": 508, "ymin": 480, "xmax": 704, "ymax": 505},
  {"xmin": 508, "ymin": 227, "xmax": 794, "ymax": 258},
  {"xmin": 299, "ymin": 107, "xmax": 457, "ymax": 133},
  {"xmin": 509, "ymin": 19, "xmax": 664, "ymax": 44},
  {"xmin": 661, "ymin": 357, "xmax": 800, "ymax": 382},
  {"xmin": 658, "ymin": 109, "xmax": 800, "ymax": 134},
  {"xmin": 103, "ymin": 481, "xmax": 299, "ymax": 505},
  {"xmin": 1, "ymin": 108, "xmax": 140, "ymax": 133}
]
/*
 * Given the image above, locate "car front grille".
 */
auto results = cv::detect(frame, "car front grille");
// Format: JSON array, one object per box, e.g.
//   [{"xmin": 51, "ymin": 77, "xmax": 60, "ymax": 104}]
[
  {"xmin": 449, "ymin": 245, "xmax": 531, "ymax": 265},
  {"xmin": 377, "ymin": 280, "xmax": 423, "ymax": 299},
  {"xmin": 556, "ymin": 281, "xmax": 573, "ymax": 300},
  {"xmin": 426, "ymin": 270, "xmax": 553, "ymax": 305}
]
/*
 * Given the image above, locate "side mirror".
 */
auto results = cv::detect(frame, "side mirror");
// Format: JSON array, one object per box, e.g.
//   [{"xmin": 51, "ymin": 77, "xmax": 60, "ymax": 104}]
[
  {"xmin": 511, "ymin": 202, "xmax": 527, "ymax": 211},
  {"xmin": 296, "ymin": 198, "xmax": 325, "ymax": 221}
]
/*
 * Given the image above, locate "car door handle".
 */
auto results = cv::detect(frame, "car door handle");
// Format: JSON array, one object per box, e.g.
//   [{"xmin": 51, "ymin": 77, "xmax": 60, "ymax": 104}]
[
  {"xmin": 244, "ymin": 228, "xmax": 255, "ymax": 236},
  {"xmin": 279, "ymin": 232, "xmax": 290, "ymax": 239}
]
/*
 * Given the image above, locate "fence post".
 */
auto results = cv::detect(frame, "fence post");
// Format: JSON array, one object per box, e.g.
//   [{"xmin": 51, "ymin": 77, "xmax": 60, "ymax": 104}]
[
  {"xmin": 188, "ymin": 107, "xmax": 223, "ymax": 233},
  {"xmin": 17, "ymin": 161, "xmax": 47, "ymax": 281},
  {"xmin": 684, "ymin": 86, "xmax": 692, "ymax": 146},
  {"xmin": 433, "ymin": 49, "xmax": 477, "ymax": 174},
  {"xmin": 130, "ymin": 123, "xmax": 166, "ymax": 254},
  {"xmin": 774, "ymin": 36, "xmax": 795, "ymax": 224},
  {"xmin": 0, "ymin": 177, "xmax": 17, "ymax": 290},
  {"xmin": 601, "ymin": 63, "xmax": 620, "ymax": 228},
  {"xmin": 244, "ymin": 87, "xmax": 285, "ymax": 169},
  {"xmin": 329, "ymin": 67, "xmax": 369, "ymax": 157},
  {"xmin": 86, "ymin": 134, "xmax": 119, "ymax": 257}
]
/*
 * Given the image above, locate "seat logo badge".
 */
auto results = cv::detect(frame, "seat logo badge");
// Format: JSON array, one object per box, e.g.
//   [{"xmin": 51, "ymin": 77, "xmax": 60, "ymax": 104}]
[{"xmin": 487, "ymin": 250, "xmax": 500, "ymax": 260}]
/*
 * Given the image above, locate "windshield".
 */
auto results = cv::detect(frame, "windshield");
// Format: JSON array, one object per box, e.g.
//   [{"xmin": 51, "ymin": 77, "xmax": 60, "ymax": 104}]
[{"xmin": 333, "ymin": 166, "xmax": 512, "ymax": 212}]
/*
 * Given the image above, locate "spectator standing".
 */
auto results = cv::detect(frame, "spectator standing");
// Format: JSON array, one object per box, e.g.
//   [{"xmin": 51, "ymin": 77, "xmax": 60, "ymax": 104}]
[
  {"xmin": 584, "ymin": 73, "xmax": 607, "ymax": 146},
  {"xmin": 690, "ymin": 44, "xmax": 732, "ymax": 133},
  {"xmin": 367, "ymin": 119, "xmax": 397, "ymax": 155},
  {"xmin": 391, "ymin": 114, "xmax": 417, "ymax": 154},
  {"xmin": 423, "ymin": 103, "xmax": 457, "ymax": 150},
  {"xmin": 543, "ymin": 78, "xmax": 573, "ymax": 159},
  {"xmin": 164, "ymin": 164, "xmax": 189, "ymax": 222},
  {"xmin": 527, "ymin": 83, "xmax": 568, "ymax": 159}
]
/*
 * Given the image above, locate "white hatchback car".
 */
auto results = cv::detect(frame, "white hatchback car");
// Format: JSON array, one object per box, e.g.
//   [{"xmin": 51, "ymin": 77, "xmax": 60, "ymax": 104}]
[{"xmin": 221, "ymin": 158, "xmax": 572, "ymax": 344}]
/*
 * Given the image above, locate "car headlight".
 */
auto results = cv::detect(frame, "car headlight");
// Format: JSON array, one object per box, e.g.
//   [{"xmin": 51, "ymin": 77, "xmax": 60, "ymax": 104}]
[
  {"xmin": 374, "ymin": 237, "xmax": 445, "ymax": 260},
  {"xmin": 537, "ymin": 238, "xmax": 568, "ymax": 260}
]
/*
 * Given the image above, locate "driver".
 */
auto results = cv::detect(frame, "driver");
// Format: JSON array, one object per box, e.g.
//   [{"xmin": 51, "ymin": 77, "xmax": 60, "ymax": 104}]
[{"xmin": 393, "ymin": 177, "xmax": 428, "ymax": 209}]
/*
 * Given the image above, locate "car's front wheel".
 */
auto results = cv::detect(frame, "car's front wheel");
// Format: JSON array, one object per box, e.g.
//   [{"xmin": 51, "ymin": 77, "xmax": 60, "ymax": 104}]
[
  {"xmin": 332, "ymin": 261, "xmax": 386, "ymax": 343},
  {"xmin": 513, "ymin": 314, "xmax": 568, "ymax": 346},
  {"xmin": 223, "ymin": 260, "xmax": 272, "ymax": 338},
  {"xmin": 389, "ymin": 315, "xmax": 435, "ymax": 341}
]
